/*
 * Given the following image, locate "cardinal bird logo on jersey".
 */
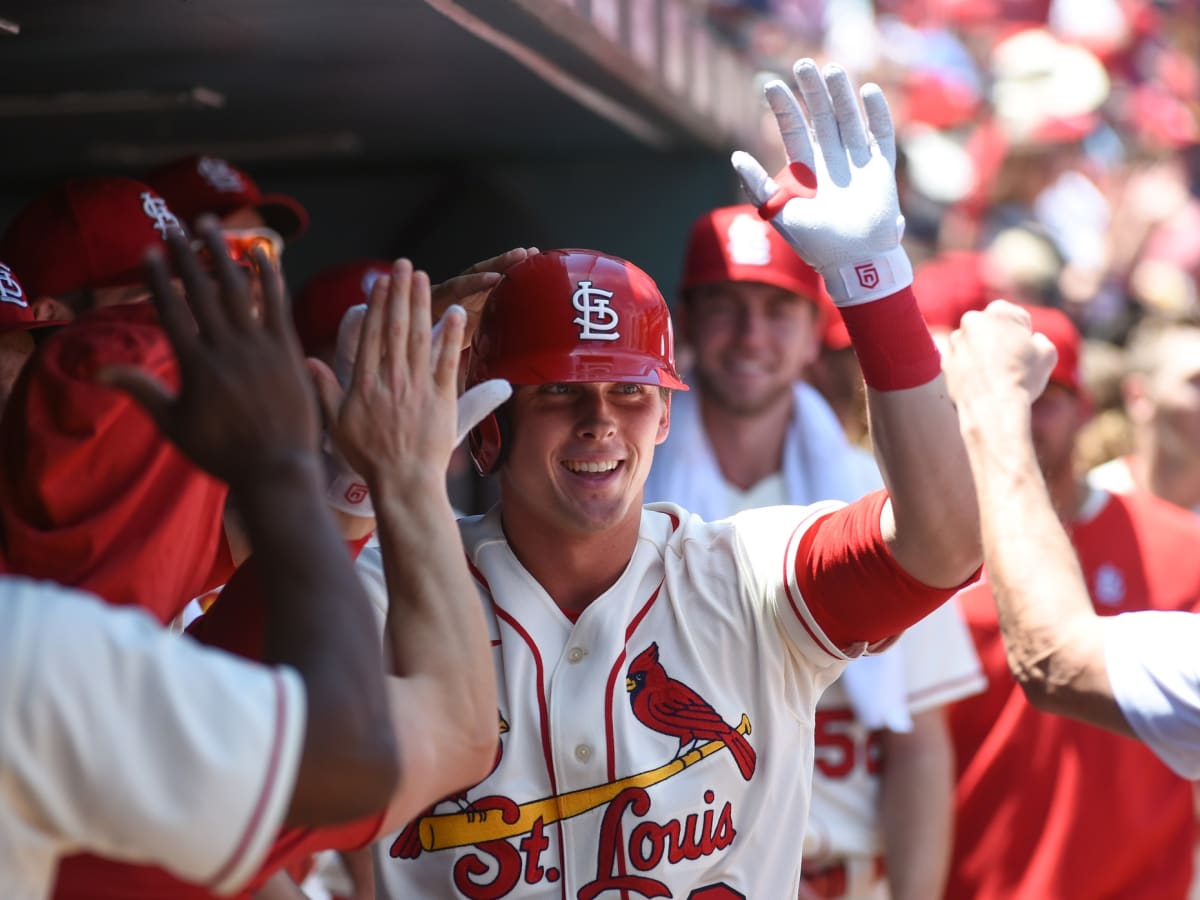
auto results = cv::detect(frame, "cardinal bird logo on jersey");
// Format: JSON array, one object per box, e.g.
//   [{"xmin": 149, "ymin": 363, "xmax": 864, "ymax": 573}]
[
  {"xmin": 390, "ymin": 714, "xmax": 509, "ymax": 859},
  {"xmin": 626, "ymin": 642, "xmax": 757, "ymax": 781}
]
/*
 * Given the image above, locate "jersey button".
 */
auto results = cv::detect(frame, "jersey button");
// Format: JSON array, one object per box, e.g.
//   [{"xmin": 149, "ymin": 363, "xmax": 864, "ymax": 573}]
[
  {"xmin": 575, "ymin": 744, "xmax": 592, "ymax": 762},
  {"xmin": 568, "ymin": 647, "xmax": 586, "ymax": 663}
]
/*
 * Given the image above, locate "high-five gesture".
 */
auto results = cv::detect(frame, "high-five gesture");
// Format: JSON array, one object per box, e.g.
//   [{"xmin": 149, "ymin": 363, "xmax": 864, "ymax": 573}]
[
  {"xmin": 309, "ymin": 259, "xmax": 474, "ymax": 486},
  {"xmin": 732, "ymin": 60, "xmax": 911, "ymax": 306},
  {"xmin": 101, "ymin": 219, "xmax": 319, "ymax": 488}
]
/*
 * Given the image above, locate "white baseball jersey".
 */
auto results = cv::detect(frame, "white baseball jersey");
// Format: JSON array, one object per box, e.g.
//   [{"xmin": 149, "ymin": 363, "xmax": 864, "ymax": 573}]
[
  {"xmin": 0, "ymin": 577, "xmax": 306, "ymax": 900},
  {"xmin": 1105, "ymin": 610, "xmax": 1200, "ymax": 779},
  {"xmin": 803, "ymin": 600, "xmax": 984, "ymax": 860},
  {"xmin": 361, "ymin": 499, "xmax": 934, "ymax": 899}
]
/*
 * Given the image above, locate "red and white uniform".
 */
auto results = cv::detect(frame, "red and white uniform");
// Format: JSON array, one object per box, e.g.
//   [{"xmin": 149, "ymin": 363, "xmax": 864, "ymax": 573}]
[
  {"xmin": 0, "ymin": 577, "xmax": 305, "ymax": 900},
  {"xmin": 647, "ymin": 383, "xmax": 984, "ymax": 895},
  {"xmin": 804, "ymin": 603, "xmax": 983, "ymax": 864},
  {"xmin": 946, "ymin": 488, "xmax": 1200, "ymax": 900},
  {"xmin": 363, "ymin": 495, "xmax": 966, "ymax": 899}
]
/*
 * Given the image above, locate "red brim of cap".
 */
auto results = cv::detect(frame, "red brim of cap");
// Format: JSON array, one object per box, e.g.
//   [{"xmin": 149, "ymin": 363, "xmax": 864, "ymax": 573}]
[
  {"xmin": 0, "ymin": 319, "xmax": 69, "ymax": 339},
  {"xmin": 256, "ymin": 194, "xmax": 309, "ymax": 242}
]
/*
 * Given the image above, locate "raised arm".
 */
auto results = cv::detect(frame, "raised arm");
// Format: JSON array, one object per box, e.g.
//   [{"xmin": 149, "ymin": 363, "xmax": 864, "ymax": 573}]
[
  {"xmin": 941, "ymin": 300, "xmax": 1131, "ymax": 734},
  {"xmin": 104, "ymin": 221, "xmax": 399, "ymax": 825},
  {"xmin": 732, "ymin": 60, "xmax": 979, "ymax": 590},
  {"xmin": 311, "ymin": 260, "xmax": 504, "ymax": 833}
]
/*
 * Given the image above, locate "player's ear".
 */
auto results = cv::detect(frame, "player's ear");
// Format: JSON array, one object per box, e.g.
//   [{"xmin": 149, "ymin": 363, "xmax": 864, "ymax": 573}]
[{"xmin": 656, "ymin": 388, "xmax": 672, "ymax": 445}]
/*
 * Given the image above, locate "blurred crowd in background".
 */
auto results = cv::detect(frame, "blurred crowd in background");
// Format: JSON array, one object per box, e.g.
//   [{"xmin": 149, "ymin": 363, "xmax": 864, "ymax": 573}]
[{"xmin": 691, "ymin": 0, "xmax": 1200, "ymax": 501}]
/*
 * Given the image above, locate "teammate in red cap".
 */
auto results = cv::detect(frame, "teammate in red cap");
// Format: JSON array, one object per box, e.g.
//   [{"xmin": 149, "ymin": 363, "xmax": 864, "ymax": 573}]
[
  {"xmin": 147, "ymin": 154, "xmax": 308, "ymax": 237},
  {"xmin": 941, "ymin": 304, "xmax": 1200, "ymax": 899},
  {"xmin": 0, "ymin": 261, "xmax": 66, "ymax": 411},
  {"xmin": 368, "ymin": 61, "xmax": 983, "ymax": 899},
  {"xmin": 646, "ymin": 203, "xmax": 984, "ymax": 900},
  {"xmin": 946, "ymin": 298, "xmax": 1200, "ymax": 786},
  {"xmin": 0, "ymin": 176, "xmax": 181, "ymax": 322}
]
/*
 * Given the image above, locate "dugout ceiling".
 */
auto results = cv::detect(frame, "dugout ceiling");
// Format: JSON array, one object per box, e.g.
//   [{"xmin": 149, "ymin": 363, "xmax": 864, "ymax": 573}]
[{"xmin": 0, "ymin": 0, "xmax": 761, "ymax": 180}]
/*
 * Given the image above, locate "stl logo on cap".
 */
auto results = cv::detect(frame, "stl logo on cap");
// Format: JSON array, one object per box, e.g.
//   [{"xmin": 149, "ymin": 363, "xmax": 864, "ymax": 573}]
[
  {"xmin": 726, "ymin": 213, "xmax": 773, "ymax": 267},
  {"xmin": 0, "ymin": 264, "xmax": 27, "ymax": 308},
  {"xmin": 140, "ymin": 192, "xmax": 180, "ymax": 239},
  {"xmin": 197, "ymin": 156, "xmax": 247, "ymax": 194},
  {"xmin": 572, "ymin": 280, "xmax": 620, "ymax": 342}
]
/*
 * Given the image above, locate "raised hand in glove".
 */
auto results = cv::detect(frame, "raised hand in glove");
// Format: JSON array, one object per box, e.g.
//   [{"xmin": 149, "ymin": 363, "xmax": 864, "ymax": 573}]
[{"xmin": 732, "ymin": 60, "xmax": 911, "ymax": 307}]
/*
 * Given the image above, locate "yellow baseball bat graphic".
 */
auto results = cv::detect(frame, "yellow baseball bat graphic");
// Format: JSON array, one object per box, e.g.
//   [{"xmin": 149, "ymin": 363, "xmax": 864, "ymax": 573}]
[{"xmin": 421, "ymin": 714, "xmax": 751, "ymax": 852}]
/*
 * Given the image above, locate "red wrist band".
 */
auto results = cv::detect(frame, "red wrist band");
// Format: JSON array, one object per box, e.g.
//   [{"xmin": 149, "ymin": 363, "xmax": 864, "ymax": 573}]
[{"xmin": 838, "ymin": 287, "xmax": 942, "ymax": 391}]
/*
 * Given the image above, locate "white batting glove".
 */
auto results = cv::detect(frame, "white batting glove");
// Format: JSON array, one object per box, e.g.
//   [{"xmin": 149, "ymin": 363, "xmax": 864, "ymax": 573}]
[
  {"xmin": 731, "ymin": 60, "xmax": 912, "ymax": 307},
  {"xmin": 324, "ymin": 304, "xmax": 512, "ymax": 517},
  {"xmin": 326, "ymin": 304, "xmax": 373, "ymax": 517},
  {"xmin": 456, "ymin": 378, "xmax": 511, "ymax": 447},
  {"xmin": 429, "ymin": 308, "xmax": 514, "ymax": 447}
]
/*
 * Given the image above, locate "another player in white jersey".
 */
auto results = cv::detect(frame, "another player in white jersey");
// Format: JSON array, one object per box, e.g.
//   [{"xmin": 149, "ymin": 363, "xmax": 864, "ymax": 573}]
[
  {"xmin": 368, "ymin": 60, "xmax": 982, "ymax": 898},
  {"xmin": 0, "ymin": 222, "xmax": 404, "ymax": 900},
  {"xmin": 0, "ymin": 577, "xmax": 310, "ymax": 900},
  {"xmin": 943, "ymin": 300, "xmax": 1200, "ymax": 780}
]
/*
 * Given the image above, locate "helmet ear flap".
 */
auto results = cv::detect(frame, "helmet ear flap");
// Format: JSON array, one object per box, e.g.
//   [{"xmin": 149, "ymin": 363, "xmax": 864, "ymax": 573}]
[{"xmin": 468, "ymin": 406, "xmax": 512, "ymax": 476}]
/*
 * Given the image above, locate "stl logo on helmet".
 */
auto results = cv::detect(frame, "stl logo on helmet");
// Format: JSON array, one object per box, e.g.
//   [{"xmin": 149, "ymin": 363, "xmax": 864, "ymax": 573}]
[
  {"xmin": 140, "ymin": 193, "xmax": 181, "ymax": 239},
  {"xmin": 0, "ymin": 264, "xmax": 26, "ymax": 307},
  {"xmin": 572, "ymin": 280, "xmax": 621, "ymax": 342}
]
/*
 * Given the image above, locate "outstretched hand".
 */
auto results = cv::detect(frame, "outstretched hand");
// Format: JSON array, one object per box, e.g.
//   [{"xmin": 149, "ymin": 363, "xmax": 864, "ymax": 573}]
[
  {"xmin": 731, "ymin": 59, "xmax": 910, "ymax": 305},
  {"xmin": 309, "ymin": 259, "xmax": 505, "ymax": 486},
  {"xmin": 100, "ymin": 219, "xmax": 319, "ymax": 490},
  {"xmin": 943, "ymin": 300, "xmax": 1058, "ymax": 425}
]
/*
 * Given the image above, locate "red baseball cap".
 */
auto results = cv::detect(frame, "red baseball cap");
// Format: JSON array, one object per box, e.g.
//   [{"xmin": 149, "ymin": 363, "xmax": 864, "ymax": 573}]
[
  {"xmin": 146, "ymin": 155, "xmax": 308, "ymax": 242},
  {"xmin": 681, "ymin": 204, "xmax": 834, "ymax": 316},
  {"xmin": 1024, "ymin": 304, "xmax": 1082, "ymax": 393},
  {"xmin": 0, "ymin": 177, "xmax": 180, "ymax": 300},
  {"xmin": 292, "ymin": 259, "xmax": 392, "ymax": 357},
  {"xmin": 913, "ymin": 251, "xmax": 990, "ymax": 332},
  {"xmin": 0, "ymin": 262, "xmax": 67, "ymax": 337}
]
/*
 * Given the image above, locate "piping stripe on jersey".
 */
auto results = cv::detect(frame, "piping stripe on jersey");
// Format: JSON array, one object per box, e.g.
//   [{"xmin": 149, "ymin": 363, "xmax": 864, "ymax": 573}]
[
  {"xmin": 472, "ymin": 557, "xmax": 567, "ymax": 899},
  {"xmin": 600, "ymin": 578, "xmax": 668, "ymax": 898},
  {"xmin": 208, "ymin": 669, "xmax": 290, "ymax": 890},
  {"xmin": 782, "ymin": 517, "xmax": 844, "ymax": 660}
]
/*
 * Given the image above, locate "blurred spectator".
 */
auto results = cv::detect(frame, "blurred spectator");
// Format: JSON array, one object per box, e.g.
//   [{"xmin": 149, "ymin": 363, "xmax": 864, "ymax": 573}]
[{"xmin": 1089, "ymin": 320, "xmax": 1200, "ymax": 513}]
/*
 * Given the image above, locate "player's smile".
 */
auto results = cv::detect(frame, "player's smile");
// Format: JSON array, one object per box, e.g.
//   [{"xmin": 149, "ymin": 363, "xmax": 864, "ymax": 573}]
[{"xmin": 561, "ymin": 458, "xmax": 624, "ymax": 479}]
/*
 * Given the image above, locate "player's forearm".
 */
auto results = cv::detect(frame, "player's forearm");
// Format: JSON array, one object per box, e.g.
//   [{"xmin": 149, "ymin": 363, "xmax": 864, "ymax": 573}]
[
  {"xmin": 959, "ymin": 412, "xmax": 1121, "ymax": 725},
  {"xmin": 878, "ymin": 709, "xmax": 953, "ymax": 900},
  {"xmin": 371, "ymin": 473, "xmax": 499, "ymax": 766},
  {"xmin": 232, "ymin": 455, "xmax": 399, "ymax": 821},
  {"xmin": 867, "ymin": 374, "xmax": 982, "ymax": 588}
]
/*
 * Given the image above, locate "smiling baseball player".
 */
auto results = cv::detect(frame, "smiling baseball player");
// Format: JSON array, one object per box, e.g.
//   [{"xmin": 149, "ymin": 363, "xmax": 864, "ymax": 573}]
[{"xmin": 360, "ymin": 59, "xmax": 981, "ymax": 899}]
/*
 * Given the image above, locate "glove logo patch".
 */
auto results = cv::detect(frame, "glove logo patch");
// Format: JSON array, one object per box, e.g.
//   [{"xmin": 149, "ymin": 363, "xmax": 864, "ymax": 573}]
[
  {"xmin": 343, "ymin": 482, "xmax": 369, "ymax": 505},
  {"xmin": 572, "ymin": 280, "xmax": 621, "ymax": 342},
  {"xmin": 853, "ymin": 263, "xmax": 880, "ymax": 290}
]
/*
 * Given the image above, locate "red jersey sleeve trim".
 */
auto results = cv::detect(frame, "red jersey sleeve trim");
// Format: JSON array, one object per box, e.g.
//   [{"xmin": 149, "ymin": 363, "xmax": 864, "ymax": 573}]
[
  {"xmin": 794, "ymin": 490, "xmax": 979, "ymax": 649},
  {"xmin": 207, "ymin": 669, "xmax": 291, "ymax": 890}
]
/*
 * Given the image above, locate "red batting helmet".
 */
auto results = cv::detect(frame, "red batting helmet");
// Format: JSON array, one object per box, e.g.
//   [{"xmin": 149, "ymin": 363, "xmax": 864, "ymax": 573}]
[{"xmin": 465, "ymin": 248, "xmax": 687, "ymax": 475}]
